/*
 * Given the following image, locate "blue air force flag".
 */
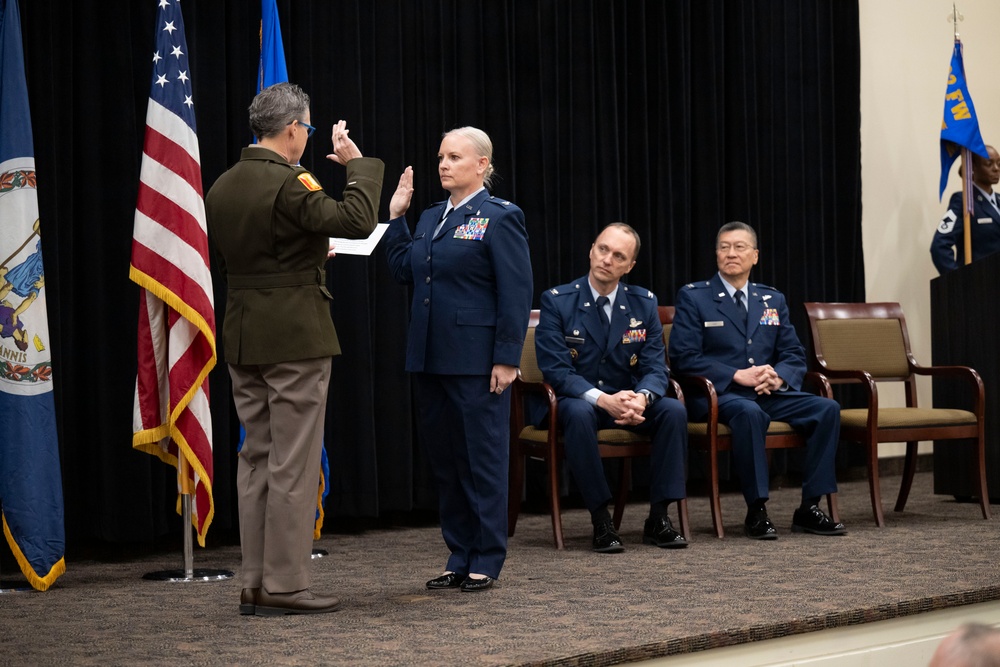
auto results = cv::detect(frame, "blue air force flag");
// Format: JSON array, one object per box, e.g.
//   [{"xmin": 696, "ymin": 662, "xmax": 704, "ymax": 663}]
[
  {"xmin": 939, "ymin": 40, "xmax": 989, "ymax": 200},
  {"xmin": 0, "ymin": 0, "xmax": 66, "ymax": 591},
  {"xmin": 259, "ymin": 0, "xmax": 289, "ymax": 93}
]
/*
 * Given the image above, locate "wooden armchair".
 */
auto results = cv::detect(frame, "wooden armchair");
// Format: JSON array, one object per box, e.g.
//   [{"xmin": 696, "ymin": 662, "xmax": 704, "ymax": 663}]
[
  {"xmin": 804, "ymin": 301, "xmax": 990, "ymax": 526},
  {"xmin": 659, "ymin": 306, "xmax": 838, "ymax": 538},
  {"xmin": 507, "ymin": 310, "xmax": 690, "ymax": 549}
]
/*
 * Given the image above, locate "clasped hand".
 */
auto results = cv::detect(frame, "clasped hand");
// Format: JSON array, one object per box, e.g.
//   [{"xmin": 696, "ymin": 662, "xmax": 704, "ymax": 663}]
[
  {"xmin": 733, "ymin": 365, "xmax": 784, "ymax": 395},
  {"xmin": 598, "ymin": 390, "xmax": 646, "ymax": 426}
]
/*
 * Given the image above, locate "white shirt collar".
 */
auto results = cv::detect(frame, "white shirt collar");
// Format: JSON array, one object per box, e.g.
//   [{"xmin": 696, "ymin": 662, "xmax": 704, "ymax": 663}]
[
  {"xmin": 718, "ymin": 273, "xmax": 748, "ymax": 301},
  {"xmin": 443, "ymin": 187, "xmax": 486, "ymax": 218},
  {"xmin": 588, "ymin": 280, "xmax": 617, "ymax": 310}
]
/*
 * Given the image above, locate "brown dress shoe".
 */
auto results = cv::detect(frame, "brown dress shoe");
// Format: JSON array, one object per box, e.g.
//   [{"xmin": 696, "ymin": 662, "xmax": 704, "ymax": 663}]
[
  {"xmin": 255, "ymin": 589, "xmax": 342, "ymax": 616},
  {"xmin": 239, "ymin": 587, "xmax": 259, "ymax": 615}
]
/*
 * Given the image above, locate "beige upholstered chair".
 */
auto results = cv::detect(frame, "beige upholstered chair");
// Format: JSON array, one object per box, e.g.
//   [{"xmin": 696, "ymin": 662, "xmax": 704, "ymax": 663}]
[
  {"xmin": 660, "ymin": 305, "xmax": 838, "ymax": 538},
  {"xmin": 507, "ymin": 310, "xmax": 689, "ymax": 549},
  {"xmin": 804, "ymin": 301, "xmax": 990, "ymax": 526}
]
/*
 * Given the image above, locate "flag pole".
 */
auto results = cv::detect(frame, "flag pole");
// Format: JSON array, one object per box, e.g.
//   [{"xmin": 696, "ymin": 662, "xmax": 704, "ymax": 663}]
[
  {"xmin": 962, "ymin": 147, "xmax": 973, "ymax": 265},
  {"xmin": 953, "ymin": 9, "xmax": 973, "ymax": 267},
  {"xmin": 179, "ymin": 457, "xmax": 195, "ymax": 579},
  {"xmin": 142, "ymin": 454, "xmax": 231, "ymax": 583}
]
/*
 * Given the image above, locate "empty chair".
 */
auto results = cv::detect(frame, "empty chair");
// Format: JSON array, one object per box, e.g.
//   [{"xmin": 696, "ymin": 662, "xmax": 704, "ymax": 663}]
[{"xmin": 803, "ymin": 301, "xmax": 990, "ymax": 526}]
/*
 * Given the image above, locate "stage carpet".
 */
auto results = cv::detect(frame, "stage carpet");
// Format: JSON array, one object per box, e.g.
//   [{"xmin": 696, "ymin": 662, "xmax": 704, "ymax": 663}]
[{"xmin": 1, "ymin": 472, "xmax": 997, "ymax": 666}]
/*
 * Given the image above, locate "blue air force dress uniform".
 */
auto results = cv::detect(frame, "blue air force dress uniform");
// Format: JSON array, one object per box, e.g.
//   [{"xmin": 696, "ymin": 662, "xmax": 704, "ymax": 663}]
[
  {"xmin": 930, "ymin": 187, "xmax": 1000, "ymax": 274},
  {"xmin": 534, "ymin": 279, "xmax": 687, "ymax": 513},
  {"xmin": 668, "ymin": 275, "xmax": 839, "ymax": 505},
  {"xmin": 384, "ymin": 189, "xmax": 532, "ymax": 580}
]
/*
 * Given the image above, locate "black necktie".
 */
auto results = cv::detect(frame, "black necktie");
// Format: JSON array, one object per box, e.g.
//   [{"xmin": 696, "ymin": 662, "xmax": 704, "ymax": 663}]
[
  {"xmin": 596, "ymin": 296, "xmax": 611, "ymax": 338},
  {"xmin": 434, "ymin": 208, "xmax": 451, "ymax": 238},
  {"xmin": 734, "ymin": 291, "xmax": 747, "ymax": 312}
]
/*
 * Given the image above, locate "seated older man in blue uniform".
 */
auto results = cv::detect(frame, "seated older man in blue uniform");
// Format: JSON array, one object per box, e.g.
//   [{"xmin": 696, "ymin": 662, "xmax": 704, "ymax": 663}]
[
  {"xmin": 535, "ymin": 223, "xmax": 688, "ymax": 553},
  {"xmin": 669, "ymin": 221, "xmax": 845, "ymax": 540}
]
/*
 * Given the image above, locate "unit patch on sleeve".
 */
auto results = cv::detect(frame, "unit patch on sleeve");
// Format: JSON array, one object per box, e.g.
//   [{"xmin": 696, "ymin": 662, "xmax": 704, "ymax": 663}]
[{"xmin": 297, "ymin": 172, "xmax": 323, "ymax": 192}]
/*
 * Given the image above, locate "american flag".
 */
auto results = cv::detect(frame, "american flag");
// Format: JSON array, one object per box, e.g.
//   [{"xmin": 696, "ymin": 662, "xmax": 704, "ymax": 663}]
[{"xmin": 130, "ymin": 0, "xmax": 216, "ymax": 546}]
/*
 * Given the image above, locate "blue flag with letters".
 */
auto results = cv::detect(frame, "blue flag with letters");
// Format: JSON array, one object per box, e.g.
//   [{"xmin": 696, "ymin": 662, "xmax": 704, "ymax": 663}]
[
  {"xmin": 0, "ymin": 0, "xmax": 66, "ymax": 591},
  {"xmin": 939, "ymin": 41, "xmax": 988, "ymax": 199}
]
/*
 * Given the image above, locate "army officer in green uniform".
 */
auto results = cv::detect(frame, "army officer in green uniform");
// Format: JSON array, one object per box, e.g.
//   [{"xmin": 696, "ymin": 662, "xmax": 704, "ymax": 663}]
[{"xmin": 206, "ymin": 82, "xmax": 384, "ymax": 616}]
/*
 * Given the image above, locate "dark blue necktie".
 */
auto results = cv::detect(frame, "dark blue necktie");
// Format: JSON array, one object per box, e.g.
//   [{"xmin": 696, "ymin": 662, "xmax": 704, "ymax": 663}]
[
  {"xmin": 734, "ymin": 291, "xmax": 746, "ymax": 312},
  {"xmin": 596, "ymin": 295, "xmax": 611, "ymax": 338}
]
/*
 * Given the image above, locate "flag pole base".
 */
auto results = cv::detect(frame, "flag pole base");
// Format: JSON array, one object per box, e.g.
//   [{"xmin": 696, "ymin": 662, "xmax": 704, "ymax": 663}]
[
  {"xmin": 0, "ymin": 579, "xmax": 32, "ymax": 593},
  {"xmin": 140, "ymin": 489, "xmax": 233, "ymax": 582},
  {"xmin": 142, "ymin": 568, "xmax": 233, "ymax": 583},
  {"xmin": 311, "ymin": 548, "xmax": 328, "ymax": 559}
]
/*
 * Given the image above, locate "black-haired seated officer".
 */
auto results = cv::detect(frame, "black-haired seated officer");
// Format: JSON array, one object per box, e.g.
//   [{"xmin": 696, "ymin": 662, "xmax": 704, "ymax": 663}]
[
  {"xmin": 534, "ymin": 223, "xmax": 687, "ymax": 553},
  {"xmin": 669, "ymin": 221, "xmax": 845, "ymax": 540},
  {"xmin": 931, "ymin": 144, "xmax": 1000, "ymax": 274}
]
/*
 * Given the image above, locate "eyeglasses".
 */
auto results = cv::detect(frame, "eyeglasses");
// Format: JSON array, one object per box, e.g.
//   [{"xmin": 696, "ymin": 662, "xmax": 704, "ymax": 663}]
[
  {"xmin": 288, "ymin": 119, "xmax": 316, "ymax": 137},
  {"xmin": 716, "ymin": 243, "xmax": 755, "ymax": 253}
]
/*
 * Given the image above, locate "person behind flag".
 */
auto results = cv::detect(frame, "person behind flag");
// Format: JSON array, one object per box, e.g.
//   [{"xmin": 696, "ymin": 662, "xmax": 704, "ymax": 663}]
[
  {"xmin": 206, "ymin": 82, "xmax": 384, "ymax": 616},
  {"xmin": 931, "ymin": 144, "xmax": 1000, "ymax": 274}
]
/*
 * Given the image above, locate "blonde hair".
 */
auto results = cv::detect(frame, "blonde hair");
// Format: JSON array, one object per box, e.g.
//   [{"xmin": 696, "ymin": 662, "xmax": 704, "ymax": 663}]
[{"xmin": 444, "ymin": 126, "xmax": 496, "ymax": 189}]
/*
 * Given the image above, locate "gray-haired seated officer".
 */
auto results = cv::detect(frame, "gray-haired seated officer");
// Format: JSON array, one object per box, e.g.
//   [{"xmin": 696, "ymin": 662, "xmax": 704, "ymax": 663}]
[
  {"xmin": 669, "ymin": 221, "xmax": 845, "ymax": 540},
  {"xmin": 534, "ymin": 223, "xmax": 688, "ymax": 552}
]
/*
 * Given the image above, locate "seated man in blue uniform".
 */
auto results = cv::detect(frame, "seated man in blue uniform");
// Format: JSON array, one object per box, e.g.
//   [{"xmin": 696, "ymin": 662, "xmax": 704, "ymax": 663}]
[
  {"xmin": 669, "ymin": 221, "xmax": 845, "ymax": 540},
  {"xmin": 535, "ymin": 223, "xmax": 688, "ymax": 553}
]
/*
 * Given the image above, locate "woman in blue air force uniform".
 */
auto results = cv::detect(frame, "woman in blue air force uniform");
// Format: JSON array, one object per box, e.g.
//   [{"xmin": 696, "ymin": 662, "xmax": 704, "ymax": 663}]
[{"xmin": 384, "ymin": 127, "xmax": 532, "ymax": 592}]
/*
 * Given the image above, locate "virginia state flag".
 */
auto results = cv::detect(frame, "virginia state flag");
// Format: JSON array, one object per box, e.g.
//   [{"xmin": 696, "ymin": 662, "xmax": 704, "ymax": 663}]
[
  {"xmin": 939, "ymin": 40, "xmax": 988, "ymax": 199},
  {"xmin": 0, "ymin": 0, "xmax": 66, "ymax": 591}
]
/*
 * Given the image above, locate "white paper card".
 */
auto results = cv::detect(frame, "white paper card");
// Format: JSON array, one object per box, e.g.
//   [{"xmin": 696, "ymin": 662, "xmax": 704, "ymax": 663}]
[{"xmin": 329, "ymin": 223, "xmax": 389, "ymax": 256}]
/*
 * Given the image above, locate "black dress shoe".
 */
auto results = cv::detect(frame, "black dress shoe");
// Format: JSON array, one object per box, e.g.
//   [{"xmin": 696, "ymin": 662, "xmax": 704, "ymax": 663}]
[
  {"xmin": 792, "ymin": 505, "xmax": 847, "ymax": 536},
  {"xmin": 744, "ymin": 508, "xmax": 778, "ymax": 540},
  {"xmin": 592, "ymin": 520, "xmax": 625, "ymax": 553},
  {"xmin": 426, "ymin": 572, "xmax": 465, "ymax": 590},
  {"xmin": 239, "ymin": 587, "xmax": 259, "ymax": 615},
  {"xmin": 460, "ymin": 576, "xmax": 495, "ymax": 592},
  {"xmin": 642, "ymin": 516, "xmax": 688, "ymax": 549},
  {"xmin": 255, "ymin": 589, "xmax": 341, "ymax": 616}
]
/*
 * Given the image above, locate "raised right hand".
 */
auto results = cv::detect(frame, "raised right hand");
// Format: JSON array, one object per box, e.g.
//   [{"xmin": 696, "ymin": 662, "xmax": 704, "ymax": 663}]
[{"xmin": 389, "ymin": 166, "xmax": 414, "ymax": 219}]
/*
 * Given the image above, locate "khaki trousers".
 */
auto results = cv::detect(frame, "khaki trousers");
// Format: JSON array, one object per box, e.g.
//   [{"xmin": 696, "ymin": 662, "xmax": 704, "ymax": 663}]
[{"xmin": 229, "ymin": 357, "xmax": 331, "ymax": 593}]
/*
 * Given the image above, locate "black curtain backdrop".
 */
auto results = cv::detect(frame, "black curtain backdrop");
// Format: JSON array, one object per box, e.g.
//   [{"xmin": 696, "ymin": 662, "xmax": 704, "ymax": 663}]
[{"xmin": 16, "ymin": 0, "xmax": 863, "ymax": 545}]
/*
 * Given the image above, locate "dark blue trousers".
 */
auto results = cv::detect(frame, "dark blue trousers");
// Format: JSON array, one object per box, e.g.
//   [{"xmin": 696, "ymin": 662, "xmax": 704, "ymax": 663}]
[
  {"xmin": 556, "ymin": 396, "xmax": 688, "ymax": 513},
  {"xmin": 413, "ymin": 373, "xmax": 509, "ymax": 579},
  {"xmin": 713, "ymin": 391, "xmax": 840, "ymax": 505}
]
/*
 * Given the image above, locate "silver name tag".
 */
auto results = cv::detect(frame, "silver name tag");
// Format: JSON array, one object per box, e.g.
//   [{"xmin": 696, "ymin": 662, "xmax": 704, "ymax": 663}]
[{"xmin": 704, "ymin": 321, "xmax": 724, "ymax": 328}]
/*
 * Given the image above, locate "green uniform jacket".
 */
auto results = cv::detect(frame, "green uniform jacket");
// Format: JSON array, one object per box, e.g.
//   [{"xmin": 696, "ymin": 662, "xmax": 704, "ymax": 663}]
[{"xmin": 206, "ymin": 146, "xmax": 384, "ymax": 365}]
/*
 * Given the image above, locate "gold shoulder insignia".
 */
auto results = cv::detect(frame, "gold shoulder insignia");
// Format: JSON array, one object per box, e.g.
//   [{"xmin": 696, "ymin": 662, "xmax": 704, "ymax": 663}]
[{"xmin": 297, "ymin": 172, "xmax": 323, "ymax": 192}]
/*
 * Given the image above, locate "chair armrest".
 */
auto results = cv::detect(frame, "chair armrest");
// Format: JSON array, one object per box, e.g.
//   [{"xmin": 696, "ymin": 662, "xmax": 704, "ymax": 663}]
[
  {"xmin": 910, "ymin": 363, "xmax": 985, "ymax": 415},
  {"xmin": 512, "ymin": 375, "xmax": 559, "ymax": 430},
  {"xmin": 667, "ymin": 377, "xmax": 684, "ymax": 405},
  {"xmin": 802, "ymin": 371, "xmax": 833, "ymax": 399},
  {"xmin": 822, "ymin": 369, "xmax": 881, "ymax": 419},
  {"xmin": 671, "ymin": 372, "xmax": 720, "ymax": 427}
]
